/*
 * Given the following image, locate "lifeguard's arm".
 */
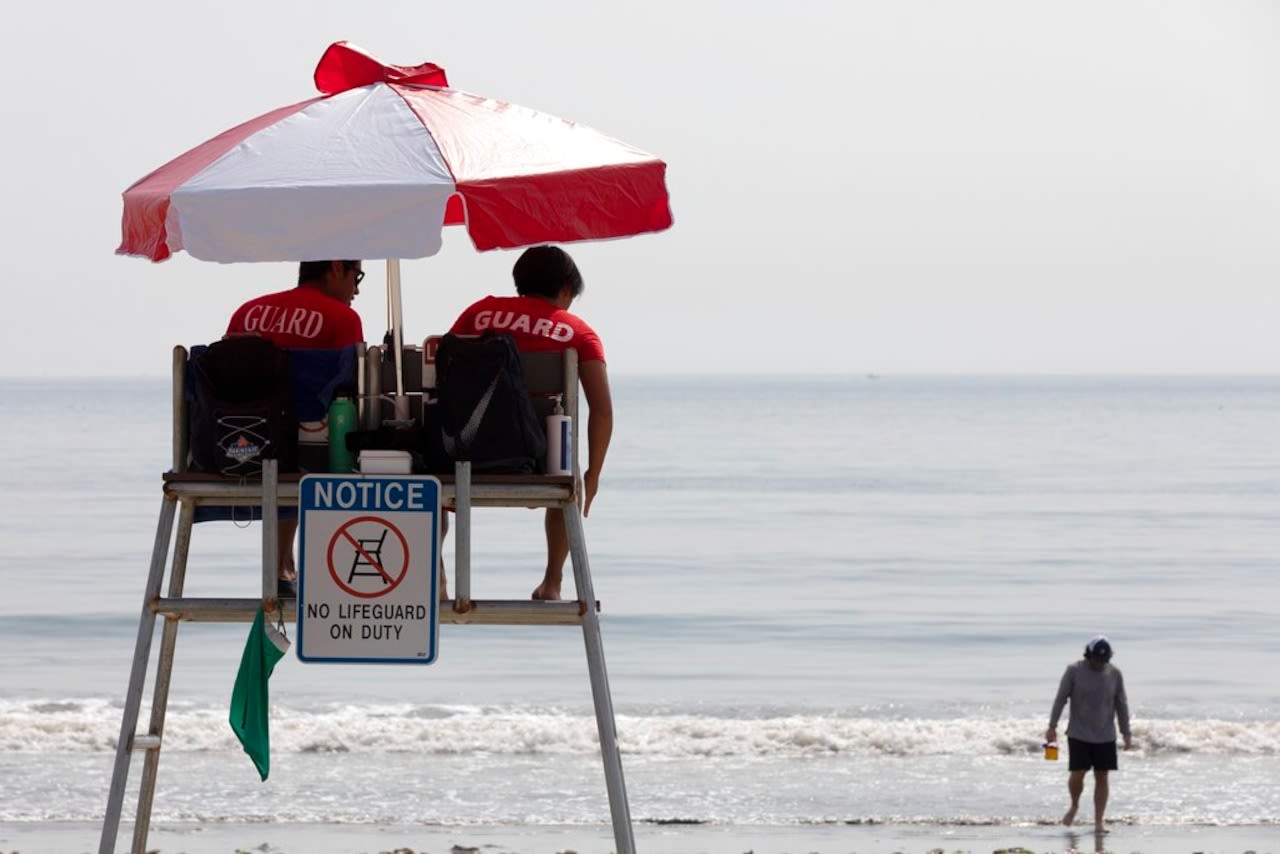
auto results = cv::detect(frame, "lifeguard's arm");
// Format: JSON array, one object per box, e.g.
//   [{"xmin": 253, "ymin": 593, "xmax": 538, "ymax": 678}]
[
  {"xmin": 1046, "ymin": 666, "xmax": 1073, "ymax": 741},
  {"xmin": 1115, "ymin": 670, "xmax": 1132, "ymax": 747},
  {"xmin": 578, "ymin": 359, "xmax": 613, "ymax": 517}
]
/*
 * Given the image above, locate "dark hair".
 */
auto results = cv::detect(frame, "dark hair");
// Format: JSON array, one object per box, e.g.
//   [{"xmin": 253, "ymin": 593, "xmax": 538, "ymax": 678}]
[
  {"xmin": 298, "ymin": 260, "xmax": 360, "ymax": 285},
  {"xmin": 512, "ymin": 246, "xmax": 583, "ymax": 299}
]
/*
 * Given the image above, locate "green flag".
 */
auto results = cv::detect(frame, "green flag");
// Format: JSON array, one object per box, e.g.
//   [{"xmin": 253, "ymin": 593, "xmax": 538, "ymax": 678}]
[{"xmin": 229, "ymin": 605, "xmax": 289, "ymax": 780}]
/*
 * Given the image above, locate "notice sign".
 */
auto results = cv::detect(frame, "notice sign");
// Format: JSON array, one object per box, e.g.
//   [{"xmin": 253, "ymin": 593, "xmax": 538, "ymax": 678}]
[{"xmin": 296, "ymin": 475, "xmax": 441, "ymax": 664}]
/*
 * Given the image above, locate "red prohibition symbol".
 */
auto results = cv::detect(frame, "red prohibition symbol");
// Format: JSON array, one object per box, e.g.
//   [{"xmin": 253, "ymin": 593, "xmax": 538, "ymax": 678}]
[{"xmin": 327, "ymin": 515, "xmax": 411, "ymax": 598}]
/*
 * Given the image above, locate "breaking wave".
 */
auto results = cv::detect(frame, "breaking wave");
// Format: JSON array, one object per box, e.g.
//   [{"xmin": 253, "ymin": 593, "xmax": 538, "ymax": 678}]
[{"xmin": 2, "ymin": 698, "xmax": 1274, "ymax": 758}]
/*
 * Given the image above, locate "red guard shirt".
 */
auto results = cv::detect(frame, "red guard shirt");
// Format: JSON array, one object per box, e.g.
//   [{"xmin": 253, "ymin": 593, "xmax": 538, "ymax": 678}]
[
  {"xmin": 449, "ymin": 295, "xmax": 605, "ymax": 362},
  {"xmin": 227, "ymin": 286, "xmax": 364, "ymax": 350}
]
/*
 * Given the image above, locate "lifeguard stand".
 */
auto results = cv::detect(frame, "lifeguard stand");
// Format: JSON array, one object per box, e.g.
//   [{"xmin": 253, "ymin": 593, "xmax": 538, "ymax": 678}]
[{"xmin": 99, "ymin": 343, "xmax": 634, "ymax": 854}]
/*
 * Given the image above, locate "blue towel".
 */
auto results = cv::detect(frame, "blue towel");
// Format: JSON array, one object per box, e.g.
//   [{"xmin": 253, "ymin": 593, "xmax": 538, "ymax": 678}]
[{"xmin": 187, "ymin": 343, "xmax": 356, "ymax": 421}]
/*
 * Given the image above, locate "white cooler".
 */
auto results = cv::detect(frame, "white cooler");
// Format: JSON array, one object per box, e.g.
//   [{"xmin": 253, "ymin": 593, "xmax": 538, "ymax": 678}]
[{"xmin": 358, "ymin": 450, "xmax": 413, "ymax": 474}]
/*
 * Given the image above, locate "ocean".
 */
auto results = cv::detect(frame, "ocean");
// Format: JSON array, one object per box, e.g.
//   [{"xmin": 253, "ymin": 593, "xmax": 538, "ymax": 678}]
[{"xmin": 1, "ymin": 375, "xmax": 1277, "ymax": 853}]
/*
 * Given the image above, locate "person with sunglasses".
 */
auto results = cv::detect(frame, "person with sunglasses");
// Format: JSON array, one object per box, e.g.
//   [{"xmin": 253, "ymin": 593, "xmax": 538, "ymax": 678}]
[{"xmin": 224, "ymin": 260, "xmax": 367, "ymax": 595}]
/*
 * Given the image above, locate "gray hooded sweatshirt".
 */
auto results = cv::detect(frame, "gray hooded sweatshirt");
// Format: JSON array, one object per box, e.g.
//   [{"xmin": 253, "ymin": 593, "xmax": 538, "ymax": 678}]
[{"xmin": 1049, "ymin": 660, "xmax": 1131, "ymax": 744}]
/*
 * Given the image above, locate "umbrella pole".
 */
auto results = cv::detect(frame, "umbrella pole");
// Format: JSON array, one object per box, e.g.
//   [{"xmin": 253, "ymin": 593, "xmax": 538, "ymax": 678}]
[{"xmin": 387, "ymin": 260, "xmax": 410, "ymax": 422}]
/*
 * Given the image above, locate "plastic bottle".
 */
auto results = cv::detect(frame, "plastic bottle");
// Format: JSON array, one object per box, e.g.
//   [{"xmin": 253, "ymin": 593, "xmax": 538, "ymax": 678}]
[
  {"xmin": 1043, "ymin": 741, "xmax": 1058, "ymax": 761},
  {"xmin": 545, "ymin": 395, "xmax": 572, "ymax": 476},
  {"xmin": 327, "ymin": 395, "xmax": 357, "ymax": 473}
]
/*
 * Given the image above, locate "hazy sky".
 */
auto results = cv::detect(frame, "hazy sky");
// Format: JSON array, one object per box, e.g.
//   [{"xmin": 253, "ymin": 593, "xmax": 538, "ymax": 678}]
[{"xmin": 4, "ymin": 1, "xmax": 1278, "ymax": 376}]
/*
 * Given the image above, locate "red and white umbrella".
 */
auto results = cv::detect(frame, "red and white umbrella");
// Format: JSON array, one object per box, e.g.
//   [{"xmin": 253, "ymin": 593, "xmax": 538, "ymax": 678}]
[
  {"xmin": 119, "ymin": 41, "xmax": 672, "ymax": 263},
  {"xmin": 119, "ymin": 42, "xmax": 671, "ymax": 265}
]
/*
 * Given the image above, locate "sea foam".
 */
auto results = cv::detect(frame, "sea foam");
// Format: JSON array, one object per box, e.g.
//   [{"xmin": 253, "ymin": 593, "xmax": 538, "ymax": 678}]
[{"xmin": 2, "ymin": 698, "xmax": 1274, "ymax": 758}]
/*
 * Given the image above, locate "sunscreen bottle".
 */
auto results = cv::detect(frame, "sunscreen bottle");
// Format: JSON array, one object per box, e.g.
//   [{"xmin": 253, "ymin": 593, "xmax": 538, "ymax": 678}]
[{"xmin": 545, "ymin": 395, "xmax": 572, "ymax": 476}]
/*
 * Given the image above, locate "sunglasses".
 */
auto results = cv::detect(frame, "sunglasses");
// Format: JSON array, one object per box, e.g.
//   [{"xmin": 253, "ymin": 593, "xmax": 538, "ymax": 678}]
[{"xmin": 351, "ymin": 268, "xmax": 365, "ymax": 285}]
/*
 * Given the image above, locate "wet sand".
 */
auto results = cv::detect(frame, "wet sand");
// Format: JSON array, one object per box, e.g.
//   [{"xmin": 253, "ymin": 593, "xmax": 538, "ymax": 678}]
[{"xmin": 3, "ymin": 820, "xmax": 1276, "ymax": 854}]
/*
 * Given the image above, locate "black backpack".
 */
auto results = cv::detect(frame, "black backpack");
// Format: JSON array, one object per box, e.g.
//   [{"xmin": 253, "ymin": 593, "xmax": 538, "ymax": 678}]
[
  {"xmin": 428, "ymin": 332, "xmax": 546, "ymax": 474},
  {"xmin": 189, "ymin": 337, "xmax": 298, "ymax": 477}
]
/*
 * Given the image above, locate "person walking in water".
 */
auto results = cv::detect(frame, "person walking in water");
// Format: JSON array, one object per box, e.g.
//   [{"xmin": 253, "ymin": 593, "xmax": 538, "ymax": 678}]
[{"xmin": 1046, "ymin": 635, "xmax": 1133, "ymax": 832}]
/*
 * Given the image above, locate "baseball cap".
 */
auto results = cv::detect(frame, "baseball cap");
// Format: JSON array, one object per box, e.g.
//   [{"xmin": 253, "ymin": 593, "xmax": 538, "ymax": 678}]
[{"xmin": 1085, "ymin": 635, "xmax": 1113, "ymax": 662}]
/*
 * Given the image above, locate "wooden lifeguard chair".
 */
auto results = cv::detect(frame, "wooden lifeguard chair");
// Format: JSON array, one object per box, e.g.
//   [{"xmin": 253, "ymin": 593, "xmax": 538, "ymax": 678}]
[{"xmin": 99, "ymin": 342, "xmax": 635, "ymax": 853}]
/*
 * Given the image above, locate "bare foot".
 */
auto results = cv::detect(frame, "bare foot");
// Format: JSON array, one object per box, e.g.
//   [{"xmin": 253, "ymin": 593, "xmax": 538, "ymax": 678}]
[
  {"xmin": 1094, "ymin": 822, "xmax": 1109, "ymax": 834},
  {"xmin": 532, "ymin": 581, "xmax": 561, "ymax": 600},
  {"xmin": 1063, "ymin": 805, "xmax": 1077, "ymax": 826}
]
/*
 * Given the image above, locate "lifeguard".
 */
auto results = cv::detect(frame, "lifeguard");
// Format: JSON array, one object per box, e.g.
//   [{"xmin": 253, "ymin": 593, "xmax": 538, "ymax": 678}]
[
  {"xmin": 449, "ymin": 246, "xmax": 613, "ymax": 600},
  {"xmin": 224, "ymin": 259, "xmax": 367, "ymax": 597}
]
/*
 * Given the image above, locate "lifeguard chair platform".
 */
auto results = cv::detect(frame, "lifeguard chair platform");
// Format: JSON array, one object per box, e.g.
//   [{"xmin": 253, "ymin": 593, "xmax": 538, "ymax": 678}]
[{"xmin": 99, "ymin": 342, "xmax": 635, "ymax": 853}]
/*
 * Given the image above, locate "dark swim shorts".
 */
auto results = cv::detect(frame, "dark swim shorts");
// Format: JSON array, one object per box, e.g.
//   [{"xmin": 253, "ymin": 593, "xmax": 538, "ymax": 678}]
[{"xmin": 1067, "ymin": 737, "xmax": 1118, "ymax": 771}]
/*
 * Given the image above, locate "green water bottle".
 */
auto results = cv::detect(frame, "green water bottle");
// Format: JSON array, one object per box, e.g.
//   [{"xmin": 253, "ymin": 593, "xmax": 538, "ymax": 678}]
[{"xmin": 327, "ymin": 395, "xmax": 357, "ymax": 472}]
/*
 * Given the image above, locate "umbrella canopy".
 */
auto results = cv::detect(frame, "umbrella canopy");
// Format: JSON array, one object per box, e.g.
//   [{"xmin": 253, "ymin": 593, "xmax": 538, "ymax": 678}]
[{"xmin": 118, "ymin": 42, "xmax": 673, "ymax": 263}]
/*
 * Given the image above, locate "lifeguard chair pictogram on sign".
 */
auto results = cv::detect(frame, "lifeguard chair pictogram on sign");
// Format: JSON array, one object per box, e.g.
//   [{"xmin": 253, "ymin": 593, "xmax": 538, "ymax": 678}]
[
  {"xmin": 328, "ymin": 519, "xmax": 408, "ymax": 596},
  {"xmin": 344, "ymin": 526, "xmax": 390, "ymax": 586}
]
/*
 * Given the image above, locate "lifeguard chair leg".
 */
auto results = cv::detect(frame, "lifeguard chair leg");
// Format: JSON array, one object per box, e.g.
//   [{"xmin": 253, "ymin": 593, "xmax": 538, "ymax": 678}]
[
  {"xmin": 99, "ymin": 495, "xmax": 178, "ymax": 854},
  {"xmin": 454, "ymin": 461, "xmax": 472, "ymax": 609},
  {"xmin": 130, "ymin": 499, "xmax": 196, "ymax": 853},
  {"xmin": 563, "ymin": 503, "xmax": 635, "ymax": 854}
]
